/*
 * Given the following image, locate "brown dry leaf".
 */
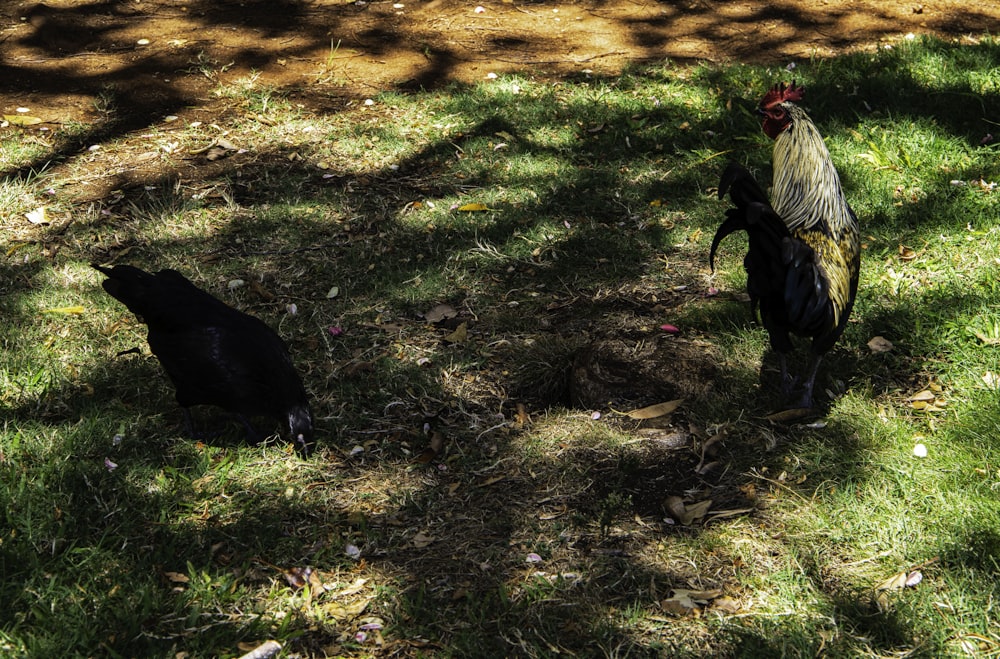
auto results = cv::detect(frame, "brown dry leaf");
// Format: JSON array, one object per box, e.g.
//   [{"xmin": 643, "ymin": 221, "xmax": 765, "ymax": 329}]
[
  {"xmin": 457, "ymin": 202, "xmax": 488, "ymax": 212},
  {"xmin": 907, "ymin": 390, "xmax": 936, "ymax": 402},
  {"xmin": 308, "ymin": 569, "xmax": 326, "ymax": 598},
  {"xmin": 706, "ymin": 507, "xmax": 754, "ymax": 521},
  {"xmin": 660, "ymin": 592, "xmax": 699, "ymax": 616},
  {"xmin": 412, "ymin": 431, "xmax": 445, "ymax": 464},
  {"xmin": 664, "ymin": 496, "xmax": 712, "ymax": 525},
  {"xmin": 622, "ymin": 398, "xmax": 683, "ymax": 420},
  {"xmin": 898, "ymin": 245, "xmax": 917, "ymax": 261},
  {"xmin": 711, "ymin": 596, "xmax": 741, "ymax": 614},
  {"xmin": 867, "ymin": 335, "xmax": 894, "ymax": 353},
  {"xmin": 477, "ymin": 474, "xmax": 505, "ymax": 487},
  {"xmin": 515, "ymin": 402, "xmax": 531, "ymax": 427},
  {"xmin": 874, "ymin": 570, "xmax": 909, "ymax": 611},
  {"xmin": 283, "ymin": 566, "xmax": 312, "ymax": 590},
  {"xmin": 163, "ymin": 571, "xmax": 190, "ymax": 583},
  {"xmin": 248, "ymin": 280, "xmax": 276, "ymax": 301},
  {"xmin": 765, "ymin": 407, "xmax": 816, "ymax": 423},
  {"xmin": 412, "ymin": 532, "xmax": 434, "ymax": 548},
  {"xmin": 660, "ymin": 588, "xmax": 722, "ymax": 617},
  {"xmin": 424, "ymin": 303, "xmax": 458, "ymax": 323},
  {"xmin": 443, "ymin": 322, "xmax": 468, "ymax": 343},
  {"xmin": 665, "ymin": 495, "xmax": 687, "ymax": 522}
]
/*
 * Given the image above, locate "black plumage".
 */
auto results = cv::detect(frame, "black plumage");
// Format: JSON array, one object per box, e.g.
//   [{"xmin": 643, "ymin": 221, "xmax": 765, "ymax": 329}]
[
  {"xmin": 711, "ymin": 83, "xmax": 860, "ymax": 409},
  {"xmin": 93, "ymin": 263, "xmax": 314, "ymax": 455}
]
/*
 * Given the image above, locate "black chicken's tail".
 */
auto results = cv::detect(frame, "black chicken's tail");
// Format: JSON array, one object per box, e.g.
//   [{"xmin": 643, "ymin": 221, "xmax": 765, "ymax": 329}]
[{"xmin": 710, "ymin": 162, "xmax": 790, "ymax": 273}]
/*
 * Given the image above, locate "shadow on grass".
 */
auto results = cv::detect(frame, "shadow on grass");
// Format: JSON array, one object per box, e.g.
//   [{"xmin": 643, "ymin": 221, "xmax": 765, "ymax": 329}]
[{"xmin": 2, "ymin": 38, "xmax": 1000, "ymax": 657}]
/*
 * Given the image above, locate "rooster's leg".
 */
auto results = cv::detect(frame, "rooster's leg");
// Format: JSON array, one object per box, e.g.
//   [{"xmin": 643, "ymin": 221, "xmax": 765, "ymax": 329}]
[
  {"xmin": 795, "ymin": 354, "xmax": 823, "ymax": 409},
  {"xmin": 778, "ymin": 353, "xmax": 796, "ymax": 397}
]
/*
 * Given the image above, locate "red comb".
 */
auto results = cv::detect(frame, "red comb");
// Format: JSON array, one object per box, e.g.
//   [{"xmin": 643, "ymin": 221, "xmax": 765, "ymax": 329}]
[{"xmin": 760, "ymin": 81, "xmax": 805, "ymax": 108}]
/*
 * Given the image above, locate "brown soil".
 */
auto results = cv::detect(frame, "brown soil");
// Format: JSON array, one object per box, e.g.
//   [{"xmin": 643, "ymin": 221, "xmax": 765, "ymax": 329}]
[{"xmin": 1, "ymin": 0, "xmax": 997, "ymax": 131}]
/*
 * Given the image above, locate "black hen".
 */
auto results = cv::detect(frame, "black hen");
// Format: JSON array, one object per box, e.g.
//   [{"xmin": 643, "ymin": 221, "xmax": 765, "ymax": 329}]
[{"xmin": 93, "ymin": 264, "xmax": 313, "ymax": 455}]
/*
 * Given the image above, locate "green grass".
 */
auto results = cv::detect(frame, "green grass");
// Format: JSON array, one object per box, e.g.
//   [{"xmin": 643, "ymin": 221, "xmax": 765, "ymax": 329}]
[{"xmin": 2, "ymin": 33, "xmax": 1000, "ymax": 657}]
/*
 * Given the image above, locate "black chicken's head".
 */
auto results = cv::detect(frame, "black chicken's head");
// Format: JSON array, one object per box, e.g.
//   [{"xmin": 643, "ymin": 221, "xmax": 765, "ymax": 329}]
[
  {"xmin": 758, "ymin": 81, "xmax": 804, "ymax": 140},
  {"xmin": 287, "ymin": 404, "xmax": 314, "ymax": 457}
]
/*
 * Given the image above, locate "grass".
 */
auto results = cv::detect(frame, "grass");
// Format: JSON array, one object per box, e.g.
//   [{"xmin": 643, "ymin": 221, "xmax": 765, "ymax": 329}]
[{"xmin": 2, "ymin": 33, "xmax": 1000, "ymax": 657}]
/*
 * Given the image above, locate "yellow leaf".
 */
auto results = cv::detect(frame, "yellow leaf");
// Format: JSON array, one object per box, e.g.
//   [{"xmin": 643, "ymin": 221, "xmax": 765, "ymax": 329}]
[
  {"xmin": 649, "ymin": 199, "xmax": 663, "ymax": 207},
  {"xmin": 907, "ymin": 390, "xmax": 935, "ymax": 402},
  {"xmin": 6, "ymin": 243, "xmax": 29, "ymax": 256},
  {"xmin": 621, "ymin": 398, "xmax": 683, "ymax": 419},
  {"xmin": 320, "ymin": 599, "xmax": 368, "ymax": 620},
  {"xmin": 43, "ymin": 305, "xmax": 86, "ymax": 315},
  {"xmin": 457, "ymin": 202, "xmax": 488, "ymax": 212},
  {"xmin": 5, "ymin": 114, "xmax": 43, "ymax": 126},
  {"xmin": 443, "ymin": 322, "xmax": 468, "ymax": 343}
]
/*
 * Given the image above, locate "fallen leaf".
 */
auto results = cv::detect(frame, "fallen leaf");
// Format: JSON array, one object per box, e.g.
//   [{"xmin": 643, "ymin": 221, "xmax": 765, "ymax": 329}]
[
  {"xmin": 425, "ymin": 303, "xmax": 458, "ymax": 323},
  {"xmin": 660, "ymin": 588, "xmax": 722, "ymax": 616},
  {"xmin": 907, "ymin": 390, "xmax": 936, "ymax": 402},
  {"xmin": 664, "ymin": 496, "xmax": 712, "ymax": 525},
  {"xmin": 443, "ymin": 322, "xmax": 468, "ymax": 343},
  {"xmin": 457, "ymin": 202, "xmax": 488, "ymax": 212},
  {"xmin": 867, "ymin": 335, "xmax": 893, "ymax": 353},
  {"xmin": 660, "ymin": 592, "xmax": 699, "ymax": 616},
  {"xmin": 163, "ymin": 571, "xmax": 190, "ymax": 584},
  {"xmin": 42, "ymin": 305, "xmax": 86, "ymax": 315},
  {"xmin": 326, "ymin": 286, "xmax": 340, "ymax": 299},
  {"xmin": 412, "ymin": 431, "xmax": 444, "ymax": 464},
  {"xmin": 5, "ymin": 114, "xmax": 42, "ymax": 126},
  {"xmin": 874, "ymin": 570, "xmax": 909, "ymax": 610},
  {"xmin": 284, "ymin": 566, "xmax": 313, "ymax": 590},
  {"xmin": 898, "ymin": 245, "xmax": 917, "ymax": 261},
  {"xmin": 412, "ymin": 532, "xmax": 434, "ymax": 548},
  {"xmin": 515, "ymin": 402, "xmax": 531, "ymax": 427},
  {"xmin": 622, "ymin": 398, "xmax": 683, "ymax": 420},
  {"xmin": 26, "ymin": 207, "xmax": 48, "ymax": 224},
  {"xmin": 765, "ymin": 407, "xmax": 816, "ymax": 423},
  {"xmin": 711, "ymin": 596, "xmax": 741, "ymax": 614},
  {"xmin": 319, "ymin": 599, "xmax": 368, "ymax": 620}
]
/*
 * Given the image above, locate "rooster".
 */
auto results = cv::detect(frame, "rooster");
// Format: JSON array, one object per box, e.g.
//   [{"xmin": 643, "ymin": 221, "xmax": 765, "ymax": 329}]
[{"xmin": 710, "ymin": 82, "xmax": 861, "ymax": 409}]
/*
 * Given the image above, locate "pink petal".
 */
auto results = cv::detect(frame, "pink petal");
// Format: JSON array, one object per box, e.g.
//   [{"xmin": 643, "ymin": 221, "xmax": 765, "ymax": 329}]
[{"xmin": 659, "ymin": 324, "xmax": 680, "ymax": 334}]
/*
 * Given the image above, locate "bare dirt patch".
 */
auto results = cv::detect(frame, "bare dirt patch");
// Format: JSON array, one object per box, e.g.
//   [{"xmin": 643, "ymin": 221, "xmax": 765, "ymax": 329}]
[{"xmin": 2, "ymin": 0, "xmax": 996, "ymax": 130}]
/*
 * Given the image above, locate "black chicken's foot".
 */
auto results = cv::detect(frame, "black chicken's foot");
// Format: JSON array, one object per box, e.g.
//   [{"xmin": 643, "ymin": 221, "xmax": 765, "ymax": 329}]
[
  {"xmin": 182, "ymin": 408, "xmax": 225, "ymax": 440},
  {"xmin": 234, "ymin": 414, "xmax": 263, "ymax": 442}
]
